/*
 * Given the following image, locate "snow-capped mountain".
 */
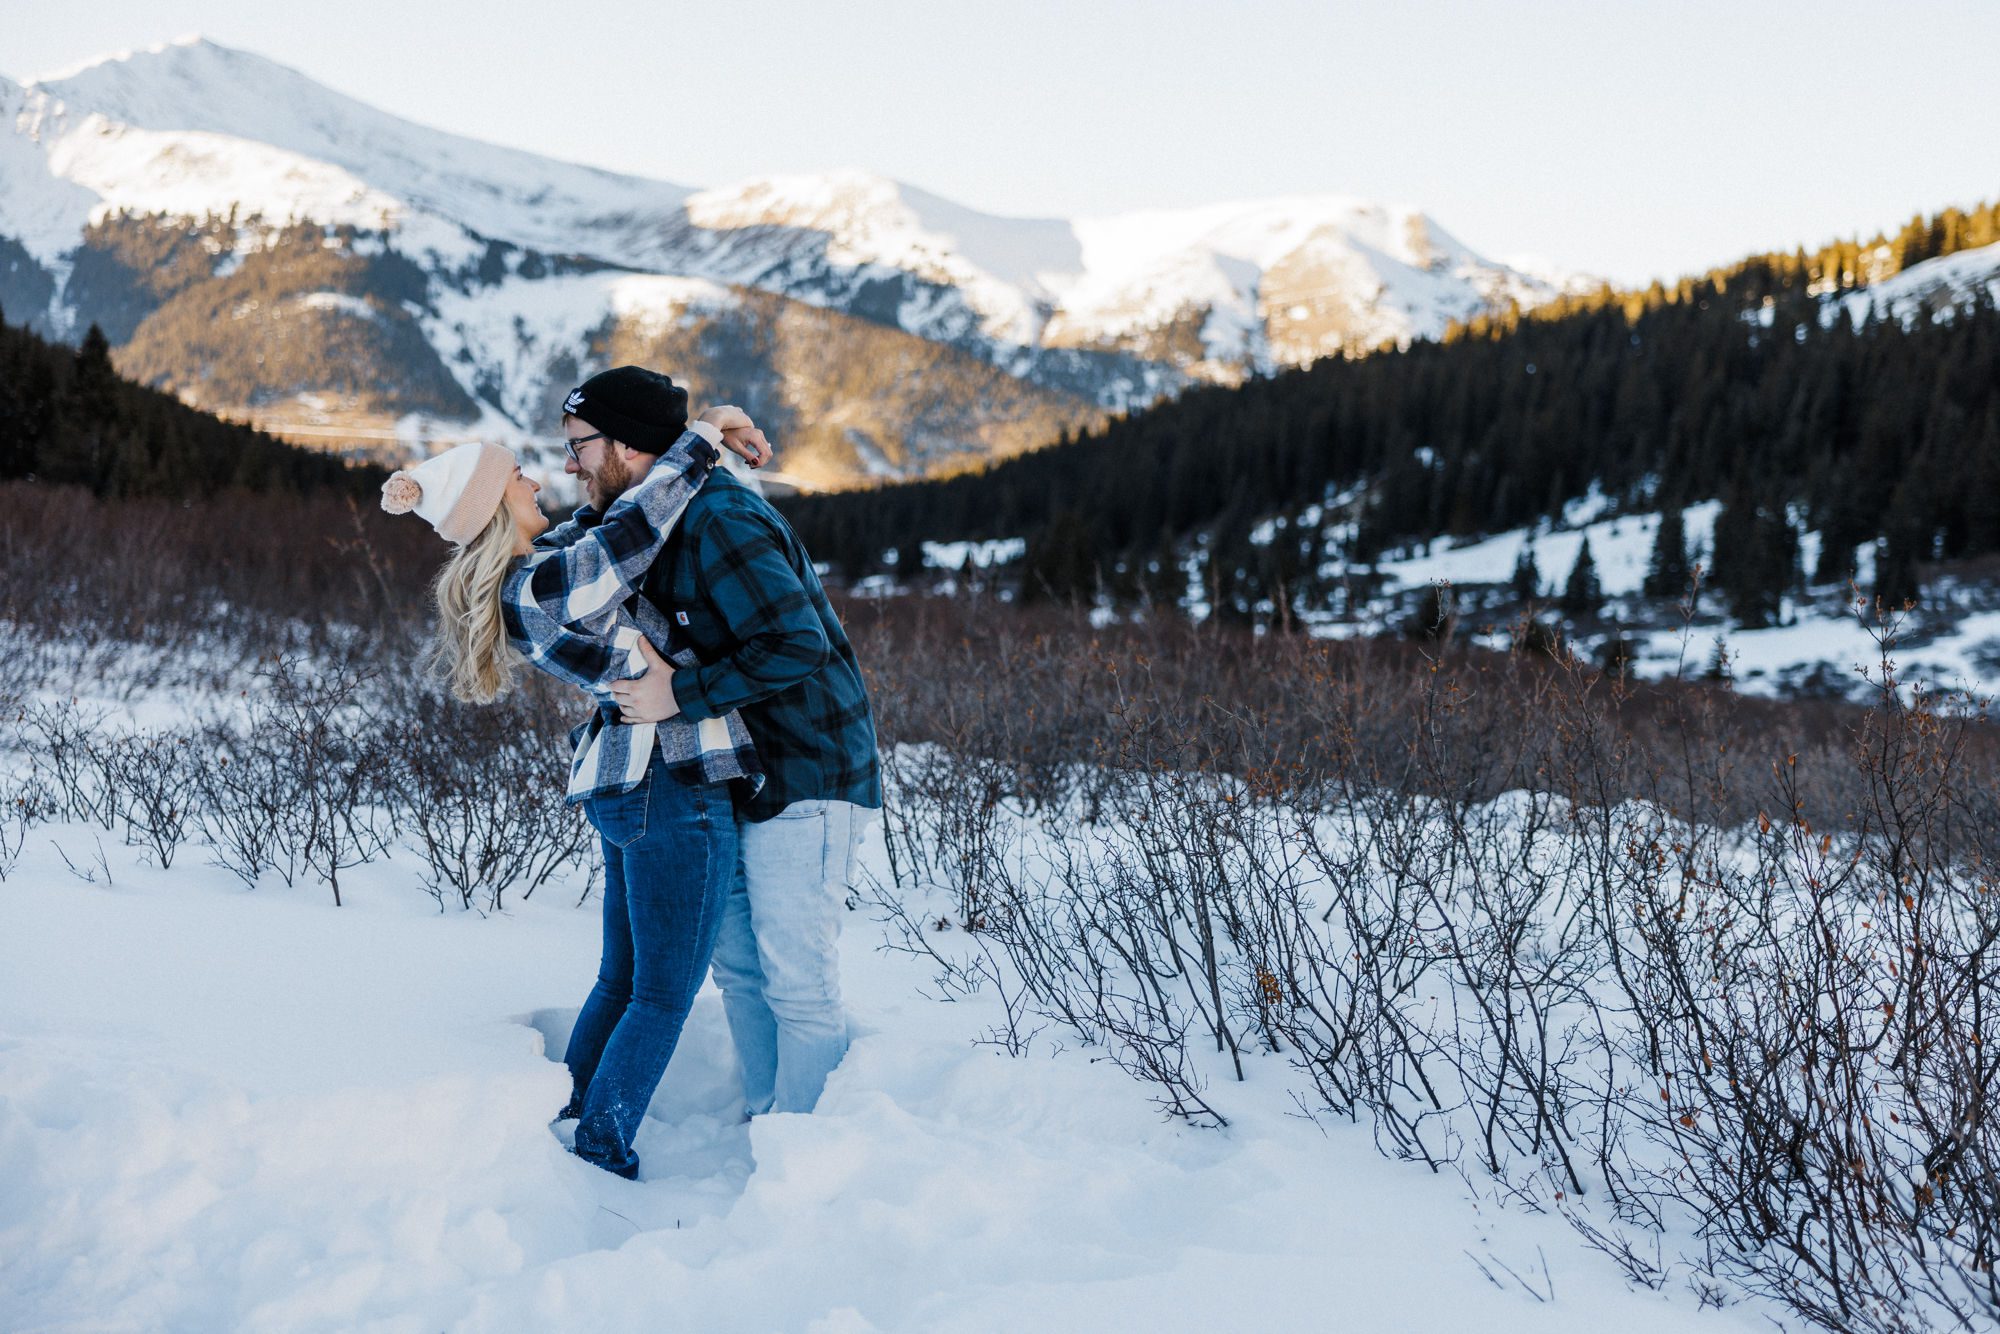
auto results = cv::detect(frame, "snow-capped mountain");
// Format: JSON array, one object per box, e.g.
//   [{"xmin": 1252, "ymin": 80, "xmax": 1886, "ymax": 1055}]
[
  {"xmin": 6, "ymin": 38, "xmax": 691, "ymax": 270},
  {"xmin": 1, "ymin": 37, "xmax": 1574, "ymax": 486},
  {"xmin": 654, "ymin": 174, "xmax": 1554, "ymax": 371},
  {"xmin": 1056, "ymin": 197, "xmax": 1562, "ymax": 369}
]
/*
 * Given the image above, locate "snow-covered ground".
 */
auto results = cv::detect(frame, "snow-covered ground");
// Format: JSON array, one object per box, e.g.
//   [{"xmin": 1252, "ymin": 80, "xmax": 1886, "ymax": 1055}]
[
  {"xmin": 919, "ymin": 537, "xmax": 1028, "ymax": 572},
  {"xmin": 1365, "ymin": 499, "xmax": 1721, "ymax": 599},
  {"xmin": 0, "ymin": 717, "xmax": 1777, "ymax": 1330},
  {"xmin": 0, "ymin": 828, "xmax": 1755, "ymax": 1334}
]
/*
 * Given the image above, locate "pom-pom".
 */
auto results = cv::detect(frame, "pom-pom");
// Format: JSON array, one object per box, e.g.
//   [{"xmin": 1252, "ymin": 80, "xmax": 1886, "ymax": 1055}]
[{"xmin": 380, "ymin": 473, "xmax": 423, "ymax": 514}]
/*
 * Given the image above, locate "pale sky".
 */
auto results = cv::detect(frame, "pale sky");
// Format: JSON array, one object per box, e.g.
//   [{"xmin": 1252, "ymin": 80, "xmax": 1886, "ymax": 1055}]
[{"xmin": 4, "ymin": 0, "xmax": 1995, "ymax": 285}]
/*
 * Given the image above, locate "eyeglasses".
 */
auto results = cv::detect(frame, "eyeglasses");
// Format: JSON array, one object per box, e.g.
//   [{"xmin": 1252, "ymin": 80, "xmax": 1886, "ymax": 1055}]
[{"xmin": 562, "ymin": 430, "xmax": 607, "ymax": 465}]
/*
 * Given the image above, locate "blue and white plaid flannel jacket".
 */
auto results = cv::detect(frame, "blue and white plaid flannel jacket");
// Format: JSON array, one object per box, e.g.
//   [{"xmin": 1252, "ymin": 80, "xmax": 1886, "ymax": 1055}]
[{"xmin": 501, "ymin": 426, "xmax": 764, "ymax": 803}]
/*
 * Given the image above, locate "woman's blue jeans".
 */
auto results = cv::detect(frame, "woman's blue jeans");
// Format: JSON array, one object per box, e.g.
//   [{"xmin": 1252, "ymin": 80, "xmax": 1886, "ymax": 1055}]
[{"xmin": 562, "ymin": 760, "xmax": 736, "ymax": 1179}]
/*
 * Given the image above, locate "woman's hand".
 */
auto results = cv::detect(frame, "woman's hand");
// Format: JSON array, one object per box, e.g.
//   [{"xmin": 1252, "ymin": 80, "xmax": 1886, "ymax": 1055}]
[
  {"xmin": 697, "ymin": 404, "xmax": 773, "ymax": 468},
  {"xmin": 611, "ymin": 636, "xmax": 681, "ymax": 724},
  {"xmin": 721, "ymin": 425, "xmax": 772, "ymax": 468}
]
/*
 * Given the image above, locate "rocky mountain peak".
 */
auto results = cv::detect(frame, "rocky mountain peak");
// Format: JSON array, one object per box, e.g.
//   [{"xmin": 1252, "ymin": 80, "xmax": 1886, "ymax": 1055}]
[{"xmin": 2, "ymin": 38, "xmax": 1583, "ymax": 489}]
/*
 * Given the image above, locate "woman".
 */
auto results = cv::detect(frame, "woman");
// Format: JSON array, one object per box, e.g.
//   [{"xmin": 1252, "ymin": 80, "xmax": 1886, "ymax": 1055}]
[{"xmin": 380, "ymin": 394, "xmax": 766, "ymax": 1179}]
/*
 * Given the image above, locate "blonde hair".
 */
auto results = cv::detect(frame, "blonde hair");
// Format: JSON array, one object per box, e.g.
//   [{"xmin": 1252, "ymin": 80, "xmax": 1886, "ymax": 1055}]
[{"xmin": 428, "ymin": 504, "xmax": 522, "ymax": 703}]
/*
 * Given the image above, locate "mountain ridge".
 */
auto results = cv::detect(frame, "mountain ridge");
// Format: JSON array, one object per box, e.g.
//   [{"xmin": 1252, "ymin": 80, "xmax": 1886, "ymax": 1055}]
[{"xmin": 3, "ymin": 36, "xmax": 1578, "ymax": 486}]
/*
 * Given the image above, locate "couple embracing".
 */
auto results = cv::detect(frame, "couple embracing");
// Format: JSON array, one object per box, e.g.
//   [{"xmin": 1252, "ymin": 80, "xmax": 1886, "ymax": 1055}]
[{"xmin": 379, "ymin": 366, "xmax": 880, "ymax": 1179}]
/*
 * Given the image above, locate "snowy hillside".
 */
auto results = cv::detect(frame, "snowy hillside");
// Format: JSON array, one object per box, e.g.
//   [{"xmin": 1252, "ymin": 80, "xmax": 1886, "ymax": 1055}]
[
  {"xmin": 1314, "ymin": 501, "xmax": 2000, "ymax": 702},
  {"xmin": 1832, "ymin": 238, "xmax": 2000, "ymax": 327},
  {"xmin": 883, "ymin": 498, "xmax": 2000, "ymax": 705},
  {"xmin": 2, "ymin": 37, "xmax": 1571, "ymax": 484}
]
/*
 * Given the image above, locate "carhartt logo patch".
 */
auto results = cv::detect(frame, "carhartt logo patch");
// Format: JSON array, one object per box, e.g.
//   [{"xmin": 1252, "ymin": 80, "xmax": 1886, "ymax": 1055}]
[
  {"xmin": 564, "ymin": 389, "xmax": 585, "ymax": 413},
  {"xmin": 675, "ymin": 611, "xmax": 691, "ymax": 626}
]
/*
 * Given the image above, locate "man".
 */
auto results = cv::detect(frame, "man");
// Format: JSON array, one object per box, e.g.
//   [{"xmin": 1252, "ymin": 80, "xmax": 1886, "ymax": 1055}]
[
  {"xmin": 529, "ymin": 369, "xmax": 767, "ymax": 1178},
  {"xmin": 567, "ymin": 367, "xmax": 883, "ymax": 1118}
]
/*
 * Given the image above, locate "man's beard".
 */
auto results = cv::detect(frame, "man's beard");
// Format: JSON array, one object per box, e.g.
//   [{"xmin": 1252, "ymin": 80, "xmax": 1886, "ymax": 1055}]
[{"xmin": 585, "ymin": 449, "xmax": 634, "ymax": 510}]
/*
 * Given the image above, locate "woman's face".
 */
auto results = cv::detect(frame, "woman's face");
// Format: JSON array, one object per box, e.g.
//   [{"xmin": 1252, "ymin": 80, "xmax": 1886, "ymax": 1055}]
[{"xmin": 504, "ymin": 467, "xmax": 548, "ymax": 548}]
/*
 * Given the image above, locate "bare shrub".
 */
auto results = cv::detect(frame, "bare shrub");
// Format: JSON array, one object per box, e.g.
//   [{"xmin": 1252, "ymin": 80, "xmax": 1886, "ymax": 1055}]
[
  {"xmin": 22, "ymin": 701, "xmax": 123, "ymax": 828},
  {"xmin": 0, "ymin": 481, "xmax": 432, "ymax": 700},
  {"xmin": 1589, "ymin": 652, "xmax": 2000, "ymax": 1331},
  {"xmin": 377, "ymin": 674, "xmax": 595, "ymax": 912},
  {"xmin": 188, "ymin": 656, "xmax": 390, "ymax": 903},
  {"xmin": 859, "ymin": 595, "xmax": 2000, "ymax": 1331},
  {"xmin": 0, "ymin": 781, "xmax": 36, "ymax": 881},
  {"xmin": 110, "ymin": 729, "xmax": 201, "ymax": 868},
  {"xmin": 0, "ymin": 625, "xmax": 56, "ymax": 706},
  {"xmin": 269, "ymin": 658, "xmax": 391, "ymax": 906},
  {"xmin": 194, "ymin": 716, "xmax": 305, "ymax": 889}
]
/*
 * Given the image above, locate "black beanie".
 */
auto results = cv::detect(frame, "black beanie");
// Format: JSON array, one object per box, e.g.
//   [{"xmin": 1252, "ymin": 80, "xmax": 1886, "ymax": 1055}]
[{"xmin": 562, "ymin": 366, "xmax": 690, "ymax": 454}]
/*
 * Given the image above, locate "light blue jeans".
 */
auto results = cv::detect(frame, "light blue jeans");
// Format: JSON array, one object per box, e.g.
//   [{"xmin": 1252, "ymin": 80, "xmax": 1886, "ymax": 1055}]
[{"xmin": 709, "ymin": 798, "xmax": 872, "ymax": 1115}]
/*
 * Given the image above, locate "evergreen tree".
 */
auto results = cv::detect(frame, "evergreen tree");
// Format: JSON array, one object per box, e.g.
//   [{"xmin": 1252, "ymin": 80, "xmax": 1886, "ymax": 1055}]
[
  {"xmin": 1813, "ymin": 525, "xmax": 1861, "ymax": 587},
  {"xmin": 1020, "ymin": 509, "xmax": 1097, "ymax": 604},
  {"xmin": 73, "ymin": 323, "xmax": 117, "ymax": 399},
  {"xmin": 1876, "ymin": 482, "xmax": 1928, "ymax": 607},
  {"xmin": 1560, "ymin": 536, "xmax": 1602, "ymax": 617},
  {"xmin": 1510, "ymin": 542, "xmax": 1542, "ymax": 601},
  {"xmin": 1643, "ymin": 506, "xmax": 1690, "ymax": 598},
  {"xmin": 54, "ymin": 323, "xmax": 120, "ymax": 491},
  {"xmin": 0, "ymin": 311, "xmax": 382, "ymax": 500},
  {"xmin": 1963, "ymin": 409, "xmax": 2000, "ymax": 553},
  {"xmin": 1712, "ymin": 485, "xmax": 1797, "ymax": 627}
]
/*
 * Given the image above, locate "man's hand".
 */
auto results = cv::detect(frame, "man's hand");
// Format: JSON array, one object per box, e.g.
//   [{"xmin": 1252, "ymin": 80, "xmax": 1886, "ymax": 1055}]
[{"xmin": 611, "ymin": 635, "xmax": 683, "ymax": 724}]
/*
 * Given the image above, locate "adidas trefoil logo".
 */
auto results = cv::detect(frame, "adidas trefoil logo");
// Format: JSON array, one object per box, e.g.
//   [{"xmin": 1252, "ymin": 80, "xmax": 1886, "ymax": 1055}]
[{"xmin": 564, "ymin": 389, "xmax": 585, "ymax": 413}]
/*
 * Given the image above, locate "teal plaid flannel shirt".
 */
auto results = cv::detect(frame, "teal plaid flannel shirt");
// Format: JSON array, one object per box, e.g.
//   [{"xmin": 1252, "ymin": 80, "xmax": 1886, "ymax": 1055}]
[{"xmin": 640, "ymin": 469, "xmax": 881, "ymax": 822}]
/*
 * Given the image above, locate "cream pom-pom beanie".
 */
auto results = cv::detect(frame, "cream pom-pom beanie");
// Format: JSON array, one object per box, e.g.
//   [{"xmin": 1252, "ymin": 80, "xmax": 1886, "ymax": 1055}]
[{"xmin": 379, "ymin": 442, "xmax": 517, "ymax": 545}]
